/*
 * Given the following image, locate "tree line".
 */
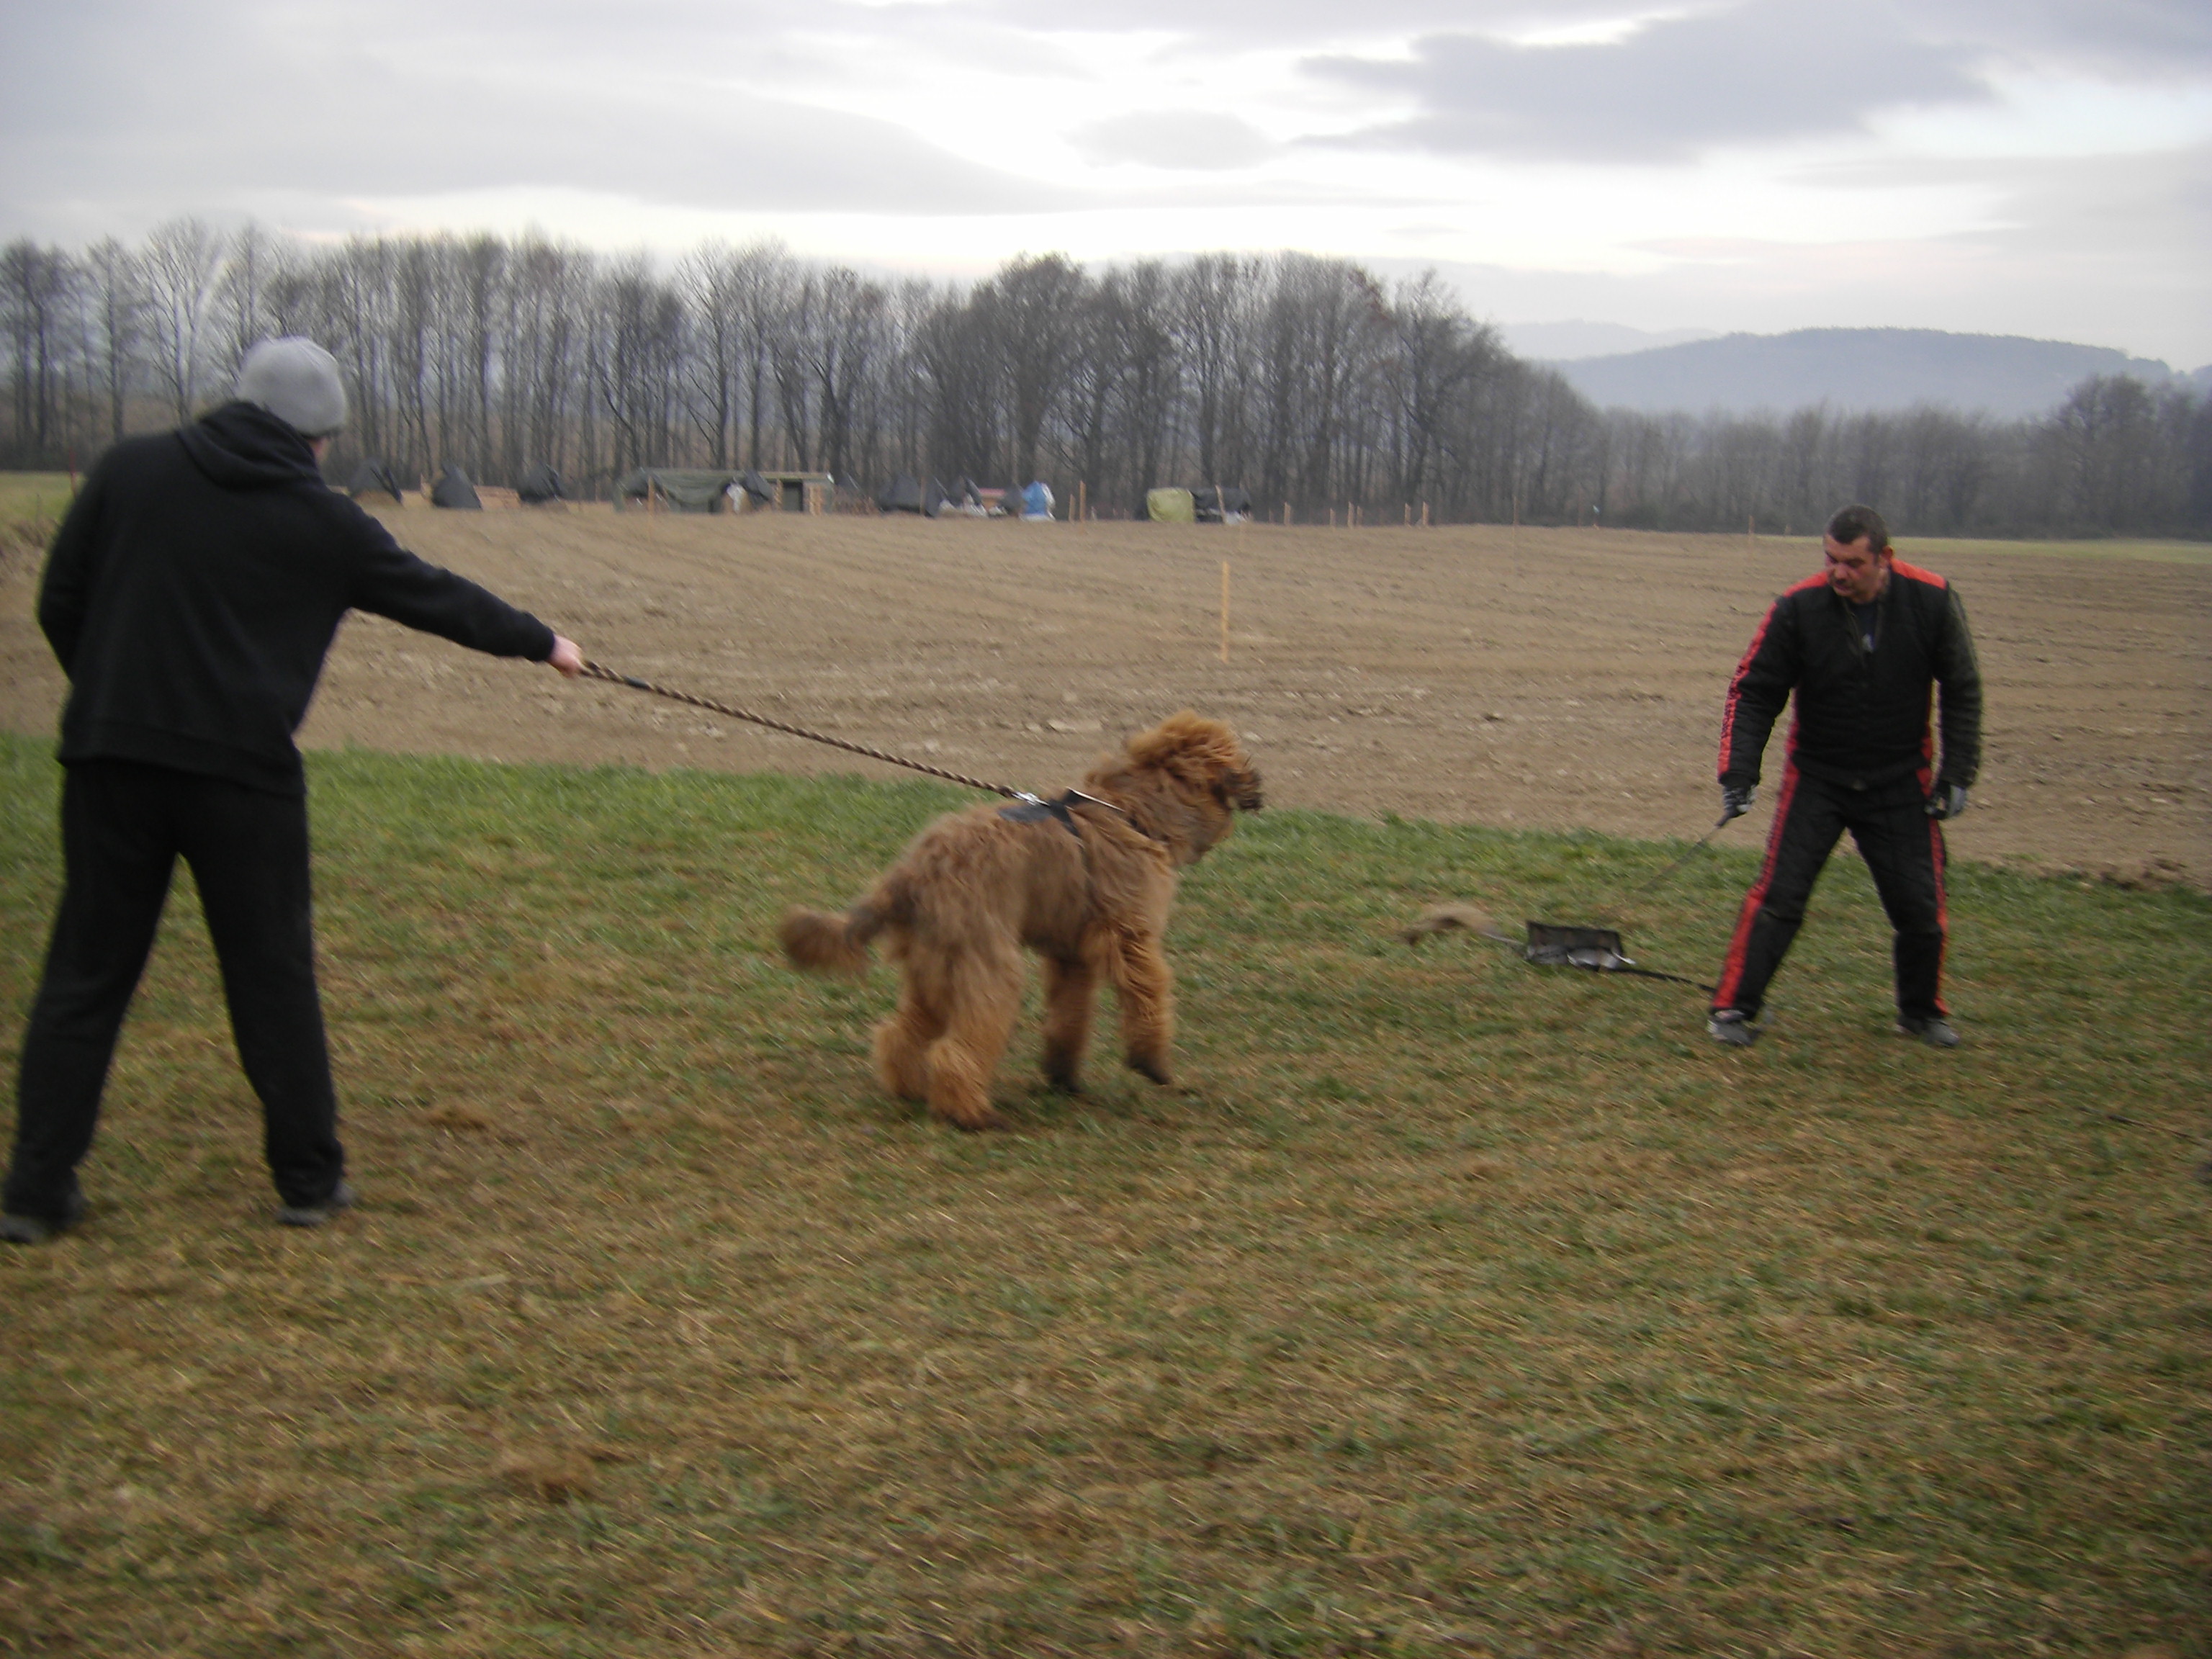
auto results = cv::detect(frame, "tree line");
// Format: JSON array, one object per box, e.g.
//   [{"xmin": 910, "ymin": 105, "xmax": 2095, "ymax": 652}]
[{"xmin": 4, "ymin": 220, "xmax": 2206, "ymax": 536}]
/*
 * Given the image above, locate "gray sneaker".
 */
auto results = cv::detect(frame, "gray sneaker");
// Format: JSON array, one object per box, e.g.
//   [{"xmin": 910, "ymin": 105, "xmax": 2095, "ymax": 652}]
[
  {"xmin": 0, "ymin": 1189, "xmax": 87, "ymax": 1246},
  {"xmin": 1707, "ymin": 1009, "xmax": 1758, "ymax": 1048},
  {"xmin": 276, "ymin": 1179, "xmax": 356, "ymax": 1228},
  {"xmin": 1897, "ymin": 1016, "xmax": 1961, "ymax": 1049}
]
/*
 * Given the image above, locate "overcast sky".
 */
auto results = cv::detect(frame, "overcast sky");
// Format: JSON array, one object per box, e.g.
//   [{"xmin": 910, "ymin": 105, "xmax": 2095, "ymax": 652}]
[{"xmin": 6, "ymin": 0, "xmax": 2208, "ymax": 364}]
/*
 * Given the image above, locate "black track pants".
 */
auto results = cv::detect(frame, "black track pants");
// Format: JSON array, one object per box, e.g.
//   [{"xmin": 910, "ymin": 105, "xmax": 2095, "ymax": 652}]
[
  {"xmin": 1712, "ymin": 765, "xmax": 1949, "ymax": 1024},
  {"xmin": 5, "ymin": 761, "xmax": 343, "ymax": 1218}
]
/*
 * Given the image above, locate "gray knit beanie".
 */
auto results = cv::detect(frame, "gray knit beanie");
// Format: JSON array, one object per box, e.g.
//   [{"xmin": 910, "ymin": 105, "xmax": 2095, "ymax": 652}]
[{"xmin": 234, "ymin": 337, "xmax": 348, "ymax": 437}]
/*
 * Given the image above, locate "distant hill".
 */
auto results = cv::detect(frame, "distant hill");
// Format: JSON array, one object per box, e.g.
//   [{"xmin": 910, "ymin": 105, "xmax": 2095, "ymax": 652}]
[
  {"xmin": 1496, "ymin": 320, "xmax": 1717, "ymax": 361},
  {"xmin": 1549, "ymin": 328, "xmax": 2189, "ymax": 420}
]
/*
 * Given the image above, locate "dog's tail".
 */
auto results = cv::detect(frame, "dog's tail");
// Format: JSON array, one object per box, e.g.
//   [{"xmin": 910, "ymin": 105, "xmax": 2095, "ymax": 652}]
[{"xmin": 779, "ymin": 900, "xmax": 889, "ymax": 975}]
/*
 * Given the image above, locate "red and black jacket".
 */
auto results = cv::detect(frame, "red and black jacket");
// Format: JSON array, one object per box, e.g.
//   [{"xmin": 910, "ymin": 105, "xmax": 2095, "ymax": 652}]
[{"xmin": 1718, "ymin": 559, "xmax": 1982, "ymax": 793}]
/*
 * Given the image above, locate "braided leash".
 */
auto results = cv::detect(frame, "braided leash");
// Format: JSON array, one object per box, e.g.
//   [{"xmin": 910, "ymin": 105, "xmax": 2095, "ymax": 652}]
[
  {"xmin": 1620, "ymin": 813, "xmax": 1733, "ymax": 901},
  {"xmin": 581, "ymin": 660, "xmax": 1025, "ymax": 799}
]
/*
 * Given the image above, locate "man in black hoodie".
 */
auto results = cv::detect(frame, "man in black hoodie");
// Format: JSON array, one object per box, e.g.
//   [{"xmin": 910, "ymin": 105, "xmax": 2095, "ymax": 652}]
[
  {"xmin": 2, "ymin": 338, "xmax": 583, "ymax": 1244},
  {"xmin": 1706, "ymin": 504, "xmax": 1982, "ymax": 1051}
]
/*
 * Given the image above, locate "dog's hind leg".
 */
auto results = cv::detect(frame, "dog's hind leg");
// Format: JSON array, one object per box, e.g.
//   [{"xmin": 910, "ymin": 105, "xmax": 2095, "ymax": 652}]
[
  {"xmin": 922, "ymin": 945, "xmax": 1022, "ymax": 1130},
  {"xmin": 1107, "ymin": 930, "xmax": 1177, "ymax": 1086},
  {"xmin": 1040, "ymin": 955, "xmax": 1098, "ymax": 1092},
  {"xmin": 873, "ymin": 979, "xmax": 945, "ymax": 1103}
]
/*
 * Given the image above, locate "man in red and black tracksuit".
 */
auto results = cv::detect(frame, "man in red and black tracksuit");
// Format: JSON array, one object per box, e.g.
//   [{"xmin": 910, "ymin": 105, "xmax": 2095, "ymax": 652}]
[
  {"xmin": 2, "ymin": 338, "xmax": 585, "ymax": 1245},
  {"xmin": 1707, "ymin": 503, "xmax": 1982, "ymax": 1050}
]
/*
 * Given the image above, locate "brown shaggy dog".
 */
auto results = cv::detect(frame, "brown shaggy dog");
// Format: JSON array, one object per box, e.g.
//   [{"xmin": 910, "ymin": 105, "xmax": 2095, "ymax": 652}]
[{"xmin": 780, "ymin": 712, "xmax": 1262, "ymax": 1128}]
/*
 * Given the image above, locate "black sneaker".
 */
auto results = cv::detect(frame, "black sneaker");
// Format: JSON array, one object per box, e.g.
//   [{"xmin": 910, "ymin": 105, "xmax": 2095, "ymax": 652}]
[
  {"xmin": 0, "ymin": 1188, "xmax": 87, "ymax": 1246},
  {"xmin": 1707, "ymin": 1009, "xmax": 1758, "ymax": 1048},
  {"xmin": 1896, "ymin": 1016, "xmax": 1962, "ymax": 1049},
  {"xmin": 276, "ymin": 1179, "xmax": 356, "ymax": 1228}
]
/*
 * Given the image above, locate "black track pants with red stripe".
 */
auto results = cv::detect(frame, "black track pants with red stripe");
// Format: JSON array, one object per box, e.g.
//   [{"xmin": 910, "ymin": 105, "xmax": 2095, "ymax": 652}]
[{"xmin": 1712, "ymin": 766, "xmax": 1949, "ymax": 1023}]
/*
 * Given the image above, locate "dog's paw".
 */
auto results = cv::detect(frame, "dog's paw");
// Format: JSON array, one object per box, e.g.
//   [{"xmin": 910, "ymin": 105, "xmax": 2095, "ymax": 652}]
[{"xmin": 1125, "ymin": 1051, "xmax": 1174, "ymax": 1087}]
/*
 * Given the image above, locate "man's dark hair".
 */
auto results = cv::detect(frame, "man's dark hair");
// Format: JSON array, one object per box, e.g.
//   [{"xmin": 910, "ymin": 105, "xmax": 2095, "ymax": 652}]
[{"xmin": 1826, "ymin": 504, "xmax": 1891, "ymax": 552}]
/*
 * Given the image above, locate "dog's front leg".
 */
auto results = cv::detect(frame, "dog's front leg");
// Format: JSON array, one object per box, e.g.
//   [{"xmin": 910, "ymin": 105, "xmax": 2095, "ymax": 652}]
[
  {"xmin": 1109, "ymin": 931, "xmax": 1177, "ymax": 1086},
  {"xmin": 1040, "ymin": 955, "xmax": 1098, "ymax": 1092}
]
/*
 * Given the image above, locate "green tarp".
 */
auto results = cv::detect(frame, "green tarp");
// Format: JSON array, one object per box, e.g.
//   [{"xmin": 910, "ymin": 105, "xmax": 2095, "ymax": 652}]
[
  {"xmin": 615, "ymin": 468, "xmax": 740, "ymax": 513},
  {"xmin": 1146, "ymin": 487, "xmax": 1195, "ymax": 523}
]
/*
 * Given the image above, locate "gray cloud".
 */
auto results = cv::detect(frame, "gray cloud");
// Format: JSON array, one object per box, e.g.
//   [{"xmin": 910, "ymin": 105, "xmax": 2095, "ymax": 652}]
[
  {"xmin": 979, "ymin": 0, "xmax": 2212, "ymax": 71},
  {"xmin": 1927, "ymin": 0, "xmax": 2212, "ymax": 76},
  {"xmin": 1309, "ymin": 1, "xmax": 2001, "ymax": 162},
  {"xmin": 0, "ymin": 2, "xmax": 1069, "ymax": 224},
  {"xmin": 1369, "ymin": 138, "xmax": 2212, "ymax": 363},
  {"xmin": 1071, "ymin": 112, "xmax": 1279, "ymax": 170},
  {"xmin": 976, "ymin": 1, "xmax": 1642, "ymax": 45}
]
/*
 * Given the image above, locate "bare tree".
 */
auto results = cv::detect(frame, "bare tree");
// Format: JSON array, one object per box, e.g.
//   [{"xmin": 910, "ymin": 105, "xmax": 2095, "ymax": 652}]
[
  {"xmin": 986, "ymin": 253, "xmax": 1089, "ymax": 486},
  {"xmin": 142, "ymin": 217, "xmax": 224, "ymax": 421},
  {"xmin": 1175, "ymin": 254, "xmax": 1260, "ymax": 494},
  {"xmin": 81, "ymin": 238, "xmax": 145, "ymax": 446},
  {"xmin": 217, "ymin": 222, "xmax": 289, "ymax": 369},
  {"xmin": 22, "ymin": 221, "xmax": 2206, "ymax": 539},
  {"xmin": 677, "ymin": 241, "xmax": 745, "ymax": 468},
  {"xmin": 1, "ymin": 238, "xmax": 81, "ymax": 460}
]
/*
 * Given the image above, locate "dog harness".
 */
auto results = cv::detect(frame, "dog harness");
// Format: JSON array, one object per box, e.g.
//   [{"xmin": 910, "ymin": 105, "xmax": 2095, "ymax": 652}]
[
  {"xmin": 999, "ymin": 788, "xmax": 1133, "ymax": 839},
  {"xmin": 999, "ymin": 790, "xmax": 1084, "ymax": 837}
]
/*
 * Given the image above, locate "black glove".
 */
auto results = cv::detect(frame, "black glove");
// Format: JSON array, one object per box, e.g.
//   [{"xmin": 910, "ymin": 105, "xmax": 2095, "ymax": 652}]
[
  {"xmin": 1719, "ymin": 784, "xmax": 1757, "ymax": 823},
  {"xmin": 1926, "ymin": 782, "xmax": 1969, "ymax": 821}
]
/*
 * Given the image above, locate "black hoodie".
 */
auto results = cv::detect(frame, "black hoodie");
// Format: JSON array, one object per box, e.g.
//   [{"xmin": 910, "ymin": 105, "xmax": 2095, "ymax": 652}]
[{"xmin": 38, "ymin": 403, "xmax": 557, "ymax": 796}]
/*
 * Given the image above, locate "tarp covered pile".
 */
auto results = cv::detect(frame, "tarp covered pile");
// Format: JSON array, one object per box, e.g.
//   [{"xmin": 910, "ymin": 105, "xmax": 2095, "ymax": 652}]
[
  {"xmin": 1148, "ymin": 485, "xmax": 1251, "ymax": 523},
  {"xmin": 516, "ymin": 464, "xmax": 566, "ymax": 505},
  {"xmin": 615, "ymin": 469, "xmax": 742, "ymax": 512},
  {"xmin": 1146, "ymin": 487, "xmax": 1195, "ymax": 523},
  {"xmin": 346, "ymin": 459, "xmax": 405, "ymax": 503},
  {"xmin": 881, "ymin": 475, "xmax": 997, "ymax": 517},
  {"xmin": 1192, "ymin": 485, "xmax": 1253, "ymax": 523},
  {"xmin": 431, "ymin": 466, "xmax": 482, "ymax": 510},
  {"xmin": 878, "ymin": 473, "xmax": 927, "ymax": 513}
]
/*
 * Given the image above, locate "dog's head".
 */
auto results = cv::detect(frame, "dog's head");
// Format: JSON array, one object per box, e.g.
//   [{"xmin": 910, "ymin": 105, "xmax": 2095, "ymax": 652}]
[{"xmin": 1088, "ymin": 711, "xmax": 1262, "ymax": 864}]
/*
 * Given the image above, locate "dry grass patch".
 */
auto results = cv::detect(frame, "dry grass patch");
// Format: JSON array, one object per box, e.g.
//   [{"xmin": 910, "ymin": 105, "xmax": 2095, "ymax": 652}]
[{"xmin": 2, "ymin": 735, "xmax": 2208, "ymax": 1656}]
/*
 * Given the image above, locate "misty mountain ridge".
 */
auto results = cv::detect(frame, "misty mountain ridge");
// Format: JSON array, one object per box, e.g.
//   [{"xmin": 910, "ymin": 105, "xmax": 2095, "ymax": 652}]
[
  {"xmin": 1496, "ymin": 320, "xmax": 1719, "ymax": 361},
  {"xmin": 1546, "ymin": 328, "xmax": 2204, "ymax": 421}
]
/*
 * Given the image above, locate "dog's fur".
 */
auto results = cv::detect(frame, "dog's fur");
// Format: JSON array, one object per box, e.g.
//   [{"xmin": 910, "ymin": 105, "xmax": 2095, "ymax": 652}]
[{"xmin": 780, "ymin": 712, "xmax": 1262, "ymax": 1128}]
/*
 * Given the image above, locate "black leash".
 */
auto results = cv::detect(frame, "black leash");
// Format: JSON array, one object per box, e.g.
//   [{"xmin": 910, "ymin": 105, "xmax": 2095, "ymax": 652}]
[
  {"xmin": 583, "ymin": 660, "xmax": 1023, "ymax": 796},
  {"xmin": 580, "ymin": 662, "xmax": 1139, "ymax": 834},
  {"xmin": 1621, "ymin": 812, "xmax": 1733, "ymax": 902}
]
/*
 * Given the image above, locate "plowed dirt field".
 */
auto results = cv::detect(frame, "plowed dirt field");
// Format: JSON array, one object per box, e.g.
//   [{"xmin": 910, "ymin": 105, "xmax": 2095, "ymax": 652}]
[{"xmin": 5, "ymin": 506, "xmax": 2206, "ymax": 884}]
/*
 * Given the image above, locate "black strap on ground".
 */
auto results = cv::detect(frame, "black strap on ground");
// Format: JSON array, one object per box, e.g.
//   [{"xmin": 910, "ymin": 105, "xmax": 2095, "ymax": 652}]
[
  {"xmin": 1601, "ymin": 964, "xmax": 1718, "ymax": 993},
  {"xmin": 580, "ymin": 660, "xmax": 1022, "ymax": 799}
]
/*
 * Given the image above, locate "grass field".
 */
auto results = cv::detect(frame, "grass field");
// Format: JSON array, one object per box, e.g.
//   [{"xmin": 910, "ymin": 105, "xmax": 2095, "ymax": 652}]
[
  {"xmin": 0, "ymin": 472, "xmax": 73, "ymax": 525},
  {"xmin": 1880, "ymin": 534, "xmax": 2212, "ymax": 567},
  {"xmin": 2, "ymin": 732, "xmax": 2207, "ymax": 1656}
]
